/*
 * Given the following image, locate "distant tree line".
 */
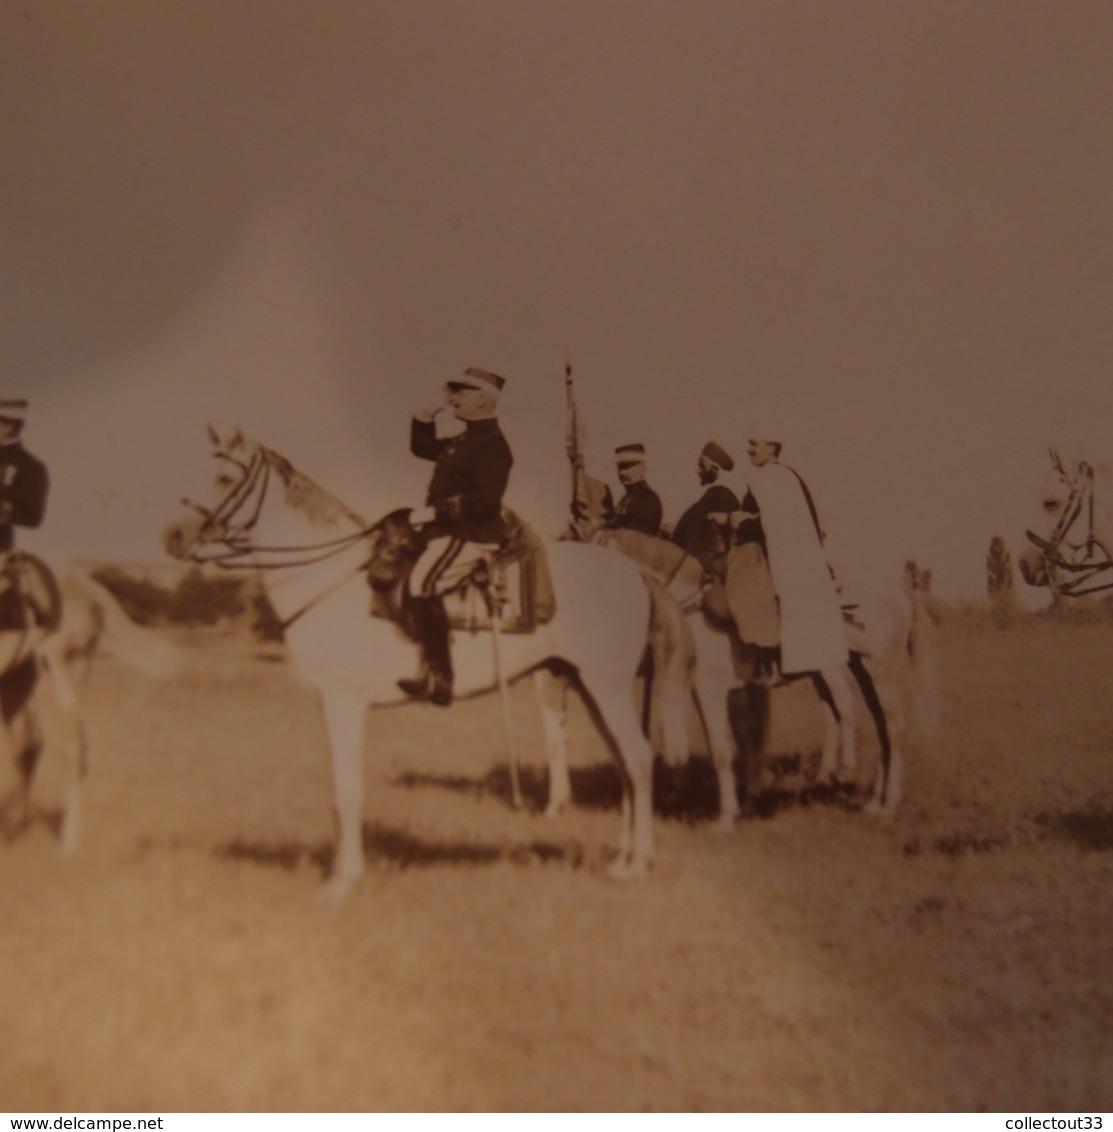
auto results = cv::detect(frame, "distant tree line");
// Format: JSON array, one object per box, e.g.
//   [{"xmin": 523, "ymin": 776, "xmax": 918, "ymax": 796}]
[{"xmin": 91, "ymin": 565, "xmax": 284, "ymax": 640}]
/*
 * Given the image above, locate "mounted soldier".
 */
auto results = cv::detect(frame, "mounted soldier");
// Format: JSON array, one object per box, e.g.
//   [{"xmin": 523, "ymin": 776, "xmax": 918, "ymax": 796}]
[
  {"xmin": 726, "ymin": 431, "xmax": 857, "ymax": 770},
  {"xmin": 398, "ymin": 367, "xmax": 514, "ymax": 708},
  {"xmin": 671, "ymin": 441, "xmax": 741, "ymax": 580},
  {"xmin": 0, "ymin": 399, "xmax": 48, "ymax": 554},
  {"xmin": 0, "ymin": 398, "xmax": 55, "ymax": 635},
  {"xmin": 603, "ymin": 443, "xmax": 663, "ymax": 537}
]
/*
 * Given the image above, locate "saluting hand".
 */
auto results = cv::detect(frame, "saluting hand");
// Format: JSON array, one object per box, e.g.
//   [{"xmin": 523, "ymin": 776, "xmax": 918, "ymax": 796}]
[{"xmin": 414, "ymin": 402, "xmax": 445, "ymax": 423}]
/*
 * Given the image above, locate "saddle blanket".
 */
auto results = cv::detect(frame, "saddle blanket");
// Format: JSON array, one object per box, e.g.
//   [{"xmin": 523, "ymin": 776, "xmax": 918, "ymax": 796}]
[{"xmin": 443, "ymin": 526, "xmax": 556, "ymax": 634}]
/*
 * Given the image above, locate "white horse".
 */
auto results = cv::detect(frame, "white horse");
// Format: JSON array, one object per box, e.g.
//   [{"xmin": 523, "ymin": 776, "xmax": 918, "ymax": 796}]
[
  {"xmin": 536, "ymin": 528, "xmax": 744, "ymax": 829},
  {"xmin": 555, "ymin": 529, "xmax": 938, "ymax": 817},
  {"xmin": 0, "ymin": 561, "xmax": 180, "ymax": 849},
  {"xmin": 163, "ymin": 428, "xmax": 695, "ymax": 894},
  {"xmin": 1019, "ymin": 448, "xmax": 1113, "ymax": 600}
]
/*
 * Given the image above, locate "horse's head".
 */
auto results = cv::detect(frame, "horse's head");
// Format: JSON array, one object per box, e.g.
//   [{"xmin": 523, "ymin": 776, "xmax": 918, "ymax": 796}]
[
  {"xmin": 164, "ymin": 425, "xmax": 268, "ymax": 563},
  {"xmin": 1019, "ymin": 448, "xmax": 1094, "ymax": 588}
]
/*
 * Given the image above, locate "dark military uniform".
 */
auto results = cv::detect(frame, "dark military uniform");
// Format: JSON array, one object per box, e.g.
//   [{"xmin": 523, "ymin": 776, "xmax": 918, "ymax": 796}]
[
  {"xmin": 0, "ymin": 441, "xmax": 49, "ymax": 553},
  {"xmin": 605, "ymin": 480, "xmax": 663, "ymax": 538},
  {"xmin": 398, "ymin": 368, "xmax": 514, "ymax": 708},
  {"xmin": 672, "ymin": 483, "xmax": 741, "ymax": 560},
  {"xmin": 410, "ymin": 416, "xmax": 513, "ymax": 547}
]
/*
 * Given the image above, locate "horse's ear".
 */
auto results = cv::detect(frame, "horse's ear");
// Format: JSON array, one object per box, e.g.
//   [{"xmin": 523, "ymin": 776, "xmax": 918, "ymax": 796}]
[
  {"xmin": 230, "ymin": 427, "xmax": 245, "ymax": 451},
  {"xmin": 1048, "ymin": 445, "xmax": 1063, "ymax": 473},
  {"xmin": 206, "ymin": 424, "xmax": 221, "ymax": 448}
]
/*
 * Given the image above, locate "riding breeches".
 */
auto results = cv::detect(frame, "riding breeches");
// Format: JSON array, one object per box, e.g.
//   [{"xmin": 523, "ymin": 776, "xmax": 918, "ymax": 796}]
[{"xmin": 409, "ymin": 536, "xmax": 499, "ymax": 597}]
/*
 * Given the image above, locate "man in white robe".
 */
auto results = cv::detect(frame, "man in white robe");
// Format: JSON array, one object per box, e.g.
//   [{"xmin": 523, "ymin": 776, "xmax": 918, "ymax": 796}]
[{"xmin": 741, "ymin": 436, "xmax": 856, "ymax": 776}]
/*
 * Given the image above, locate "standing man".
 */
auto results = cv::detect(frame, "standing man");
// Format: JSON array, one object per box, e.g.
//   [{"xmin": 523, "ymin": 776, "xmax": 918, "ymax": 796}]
[
  {"xmin": 400, "ymin": 367, "xmax": 513, "ymax": 707},
  {"xmin": 0, "ymin": 399, "xmax": 49, "ymax": 553},
  {"xmin": 737, "ymin": 434, "xmax": 856, "ymax": 775},
  {"xmin": 603, "ymin": 443, "xmax": 663, "ymax": 537},
  {"xmin": 671, "ymin": 441, "xmax": 741, "ymax": 572}
]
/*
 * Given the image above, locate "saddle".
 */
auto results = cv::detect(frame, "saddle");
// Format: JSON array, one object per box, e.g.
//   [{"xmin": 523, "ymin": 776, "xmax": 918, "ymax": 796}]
[{"xmin": 364, "ymin": 507, "xmax": 556, "ymax": 635}]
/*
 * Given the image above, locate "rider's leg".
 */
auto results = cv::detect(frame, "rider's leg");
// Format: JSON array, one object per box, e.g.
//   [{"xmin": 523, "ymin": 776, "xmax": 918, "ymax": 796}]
[{"xmin": 397, "ymin": 595, "xmax": 453, "ymax": 707}]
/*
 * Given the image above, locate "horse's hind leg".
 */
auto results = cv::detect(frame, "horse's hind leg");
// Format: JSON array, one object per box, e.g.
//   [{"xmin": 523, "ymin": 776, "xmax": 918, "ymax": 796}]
[
  {"xmin": 581, "ymin": 672, "xmax": 654, "ymax": 879},
  {"xmin": 533, "ymin": 667, "xmax": 572, "ymax": 817},
  {"xmin": 693, "ymin": 661, "xmax": 739, "ymax": 830}
]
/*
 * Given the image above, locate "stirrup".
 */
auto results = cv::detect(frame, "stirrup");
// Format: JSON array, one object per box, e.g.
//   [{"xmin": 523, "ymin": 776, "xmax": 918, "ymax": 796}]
[{"xmin": 397, "ymin": 671, "xmax": 453, "ymax": 708}]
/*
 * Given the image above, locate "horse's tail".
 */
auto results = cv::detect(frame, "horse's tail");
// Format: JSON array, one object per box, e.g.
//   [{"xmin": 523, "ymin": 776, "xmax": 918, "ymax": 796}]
[
  {"xmin": 642, "ymin": 572, "xmax": 696, "ymax": 767},
  {"xmin": 55, "ymin": 571, "xmax": 183, "ymax": 680},
  {"xmin": 902, "ymin": 564, "xmax": 940, "ymax": 744}
]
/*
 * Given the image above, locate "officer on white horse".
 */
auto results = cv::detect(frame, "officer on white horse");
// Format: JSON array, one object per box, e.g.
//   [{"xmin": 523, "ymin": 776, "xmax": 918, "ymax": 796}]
[{"xmin": 398, "ymin": 367, "xmax": 514, "ymax": 708}]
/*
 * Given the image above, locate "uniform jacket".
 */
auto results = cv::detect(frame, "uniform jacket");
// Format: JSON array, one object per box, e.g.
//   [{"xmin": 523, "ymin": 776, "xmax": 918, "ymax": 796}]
[
  {"xmin": 605, "ymin": 479, "xmax": 662, "ymax": 537},
  {"xmin": 746, "ymin": 461, "xmax": 847, "ymax": 674},
  {"xmin": 411, "ymin": 416, "xmax": 513, "ymax": 544},
  {"xmin": 0, "ymin": 441, "xmax": 49, "ymax": 552},
  {"xmin": 672, "ymin": 483, "xmax": 741, "ymax": 555}
]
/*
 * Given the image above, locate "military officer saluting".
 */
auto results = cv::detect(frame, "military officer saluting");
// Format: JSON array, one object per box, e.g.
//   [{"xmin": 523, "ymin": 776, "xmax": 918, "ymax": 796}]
[
  {"xmin": 603, "ymin": 443, "xmax": 663, "ymax": 537},
  {"xmin": 399, "ymin": 367, "xmax": 514, "ymax": 707},
  {"xmin": 0, "ymin": 399, "xmax": 49, "ymax": 553}
]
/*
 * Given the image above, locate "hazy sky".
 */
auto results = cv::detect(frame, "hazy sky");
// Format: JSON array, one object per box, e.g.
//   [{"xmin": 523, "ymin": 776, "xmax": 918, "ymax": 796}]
[{"xmin": 4, "ymin": 1, "xmax": 1112, "ymax": 599}]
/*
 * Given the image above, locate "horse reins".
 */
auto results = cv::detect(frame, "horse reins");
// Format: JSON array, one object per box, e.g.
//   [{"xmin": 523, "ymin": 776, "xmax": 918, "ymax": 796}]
[{"xmin": 182, "ymin": 447, "xmax": 380, "ymax": 631}]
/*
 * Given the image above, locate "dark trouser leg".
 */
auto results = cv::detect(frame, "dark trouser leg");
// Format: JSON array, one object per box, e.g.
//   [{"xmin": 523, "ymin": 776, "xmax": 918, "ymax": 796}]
[{"xmin": 398, "ymin": 595, "xmax": 453, "ymax": 706}]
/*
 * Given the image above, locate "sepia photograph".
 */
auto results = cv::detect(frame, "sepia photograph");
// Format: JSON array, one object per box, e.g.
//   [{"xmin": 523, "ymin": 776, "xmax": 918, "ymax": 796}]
[{"xmin": 1, "ymin": 0, "xmax": 1112, "ymax": 1113}]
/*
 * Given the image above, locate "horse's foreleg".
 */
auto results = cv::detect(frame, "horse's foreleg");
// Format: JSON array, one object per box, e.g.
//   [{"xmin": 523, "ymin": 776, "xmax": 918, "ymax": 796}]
[
  {"xmin": 814, "ymin": 665, "xmax": 857, "ymax": 783},
  {"xmin": 318, "ymin": 688, "xmax": 368, "ymax": 896},
  {"xmin": 851, "ymin": 657, "xmax": 902, "ymax": 816},
  {"xmin": 46, "ymin": 657, "xmax": 87, "ymax": 852},
  {"xmin": 533, "ymin": 667, "xmax": 571, "ymax": 817}
]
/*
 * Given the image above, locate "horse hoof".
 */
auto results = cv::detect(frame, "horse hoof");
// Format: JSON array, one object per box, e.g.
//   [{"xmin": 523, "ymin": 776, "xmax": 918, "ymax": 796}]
[
  {"xmin": 713, "ymin": 814, "xmax": 737, "ymax": 835},
  {"xmin": 605, "ymin": 854, "xmax": 652, "ymax": 882},
  {"xmin": 542, "ymin": 800, "xmax": 567, "ymax": 819},
  {"xmin": 320, "ymin": 873, "xmax": 359, "ymax": 904}
]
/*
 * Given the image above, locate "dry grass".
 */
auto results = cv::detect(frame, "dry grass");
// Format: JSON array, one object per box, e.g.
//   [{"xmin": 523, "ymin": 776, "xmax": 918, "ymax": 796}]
[{"xmin": 1, "ymin": 613, "xmax": 1111, "ymax": 1111}]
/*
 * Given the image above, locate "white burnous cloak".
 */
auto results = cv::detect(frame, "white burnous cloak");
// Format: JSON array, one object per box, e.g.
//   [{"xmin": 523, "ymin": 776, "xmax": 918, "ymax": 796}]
[{"xmin": 746, "ymin": 461, "xmax": 848, "ymax": 674}]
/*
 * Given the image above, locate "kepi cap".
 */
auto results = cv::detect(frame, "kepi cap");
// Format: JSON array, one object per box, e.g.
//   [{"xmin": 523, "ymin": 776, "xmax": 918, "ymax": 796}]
[
  {"xmin": 0, "ymin": 399, "xmax": 27, "ymax": 422},
  {"xmin": 701, "ymin": 441, "xmax": 734, "ymax": 471},
  {"xmin": 448, "ymin": 367, "xmax": 506, "ymax": 392},
  {"xmin": 615, "ymin": 443, "xmax": 647, "ymax": 467}
]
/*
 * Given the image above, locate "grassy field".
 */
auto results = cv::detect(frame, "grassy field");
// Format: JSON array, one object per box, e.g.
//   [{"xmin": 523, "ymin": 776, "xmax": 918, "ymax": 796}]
[{"xmin": 1, "ymin": 610, "xmax": 1111, "ymax": 1111}]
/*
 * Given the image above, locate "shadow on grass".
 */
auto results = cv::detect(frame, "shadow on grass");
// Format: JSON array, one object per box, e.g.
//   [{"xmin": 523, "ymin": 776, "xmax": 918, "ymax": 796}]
[
  {"xmin": 393, "ymin": 752, "xmax": 868, "ymax": 824},
  {"xmin": 1034, "ymin": 805, "xmax": 1113, "ymax": 851},
  {"xmin": 214, "ymin": 820, "xmax": 589, "ymax": 876}
]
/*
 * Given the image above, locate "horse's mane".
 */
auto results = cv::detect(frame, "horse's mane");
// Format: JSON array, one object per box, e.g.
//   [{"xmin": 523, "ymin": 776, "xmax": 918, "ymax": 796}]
[{"xmin": 262, "ymin": 448, "xmax": 368, "ymax": 529}]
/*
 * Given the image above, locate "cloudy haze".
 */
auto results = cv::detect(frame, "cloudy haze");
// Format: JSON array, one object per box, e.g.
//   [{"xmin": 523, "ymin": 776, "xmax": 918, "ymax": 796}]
[{"xmin": 4, "ymin": 1, "xmax": 1112, "ymax": 599}]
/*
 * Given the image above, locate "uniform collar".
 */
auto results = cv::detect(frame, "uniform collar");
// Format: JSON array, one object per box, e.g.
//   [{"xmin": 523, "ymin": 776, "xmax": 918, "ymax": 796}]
[{"xmin": 464, "ymin": 416, "xmax": 501, "ymax": 433}]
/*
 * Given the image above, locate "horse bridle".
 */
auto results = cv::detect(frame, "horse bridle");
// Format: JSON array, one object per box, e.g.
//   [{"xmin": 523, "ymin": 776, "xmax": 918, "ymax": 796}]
[
  {"xmin": 180, "ymin": 446, "xmax": 374, "ymax": 570},
  {"xmin": 1025, "ymin": 459, "xmax": 1113, "ymax": 598}
]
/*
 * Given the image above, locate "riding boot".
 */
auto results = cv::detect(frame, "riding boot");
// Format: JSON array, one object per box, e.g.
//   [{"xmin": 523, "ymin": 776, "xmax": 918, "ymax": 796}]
[{"xmin": 397, "ymin": 595, "xmax": 454, "ymax": 707}]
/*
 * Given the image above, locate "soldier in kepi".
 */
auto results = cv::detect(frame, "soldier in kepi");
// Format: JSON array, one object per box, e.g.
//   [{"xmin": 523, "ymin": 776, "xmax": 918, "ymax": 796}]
[
  {"xmin": 0, "ymin": 399, "xmax": 49, "ymax": 554},
  {"xmin": 398, "ymin": 367, "xmax": 513, "ymax": 708},
  {"xmin": 727, "ymin": 431, "xmax": 857, "ymax": 771},
  {"xmin": 603, "ymin": 443, "xmax": 663, "ymax": 537},
  {"xmin": 671, "ymin": 441, "xmax": 741, "ymax": 573},
  {"xmin": 0, "ymin": 398, "xmax": 50, "ymax": 630}
]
